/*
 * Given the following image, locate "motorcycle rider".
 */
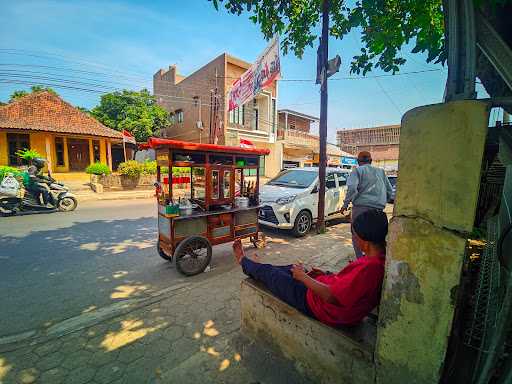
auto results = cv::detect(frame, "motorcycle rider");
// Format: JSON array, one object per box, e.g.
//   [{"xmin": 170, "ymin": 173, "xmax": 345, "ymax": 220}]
[{"xmin": 26, "ymin": 158, "xmax": 55, "ymax": 207}]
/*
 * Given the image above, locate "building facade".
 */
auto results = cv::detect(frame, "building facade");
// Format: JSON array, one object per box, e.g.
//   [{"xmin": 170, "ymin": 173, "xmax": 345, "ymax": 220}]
[
  {"xmin": 0, "ymin": 92, "xmax": 123, "ymax": 173},
  {"xmin": 277, "ymin": 109, "xmax": 353, "ymax": 169},
  {"xmin": 153, "ymin": 53, "xmax": 279, "ymax": 179},
  {"xmin": 336, "ymin": 124, "xmax": 400, "ymax": 172}
]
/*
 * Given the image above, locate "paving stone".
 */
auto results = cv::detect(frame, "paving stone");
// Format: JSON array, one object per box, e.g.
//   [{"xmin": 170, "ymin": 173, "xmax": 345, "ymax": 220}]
[
  {"xmin": 117, "ymin": 344, "xmax": 145, "ymax": 364},
  {"xmin": 17, "ymin": 368, "xmax": 39, "ymax": 384},
  {"xmin": 93, "ymin": 364, "xmax": 125, "ymax": 384},
  {"xmin": 64, "ymin": 366, "xmax": 96, "ymax": 384},
  {"xmin": 162, "ymin": 326, "xmax": 184, "ymax": 343},
  {"xmin": 88, "ymin": 350, "xmax": 119, "ymax": 368},
  {"xmin": 62, "ymin": 350, "xmax": 93, "ymax": 371},
  {"xmin": 36, "ymin": 352, "xmax": 65, "ymax": 371},
  {"xmin": 39, "ymin": 367, "xmax": 68, "ymax": 384},
  {"xmin": 34, "ymin": 340, "xmax": 63, "ymax": 357}
]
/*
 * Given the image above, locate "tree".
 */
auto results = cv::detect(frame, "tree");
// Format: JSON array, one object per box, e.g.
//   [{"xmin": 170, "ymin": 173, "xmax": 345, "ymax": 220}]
[
  {"xmin": 210, "ymin": 0, "xmax": 512, "ymax": 99},
  {"xmin": 9, "ymin": 86, "xmax": 58, "ymax": 102},
  {"xmin": 91, "ymin": 89, "xmax": 170, "ymax": 143}
]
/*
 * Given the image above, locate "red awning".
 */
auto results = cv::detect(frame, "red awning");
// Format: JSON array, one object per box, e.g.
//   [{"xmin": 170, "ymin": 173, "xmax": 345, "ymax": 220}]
[{"xmin": 148, "ymin": 137, "xmax": 270, "ymax": 156}]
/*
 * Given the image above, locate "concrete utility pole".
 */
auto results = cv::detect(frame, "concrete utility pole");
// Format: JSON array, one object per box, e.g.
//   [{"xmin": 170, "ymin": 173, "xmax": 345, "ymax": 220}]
[{"xmin": 317, "ymin": 0, "xmax": 329, "ymax": 233}]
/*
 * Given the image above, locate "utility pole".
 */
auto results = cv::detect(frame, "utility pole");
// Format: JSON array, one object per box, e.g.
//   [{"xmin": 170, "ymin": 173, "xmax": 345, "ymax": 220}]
[{"xmin": 317, "ymin": 0, "xmax": 329, "ymax": 233}]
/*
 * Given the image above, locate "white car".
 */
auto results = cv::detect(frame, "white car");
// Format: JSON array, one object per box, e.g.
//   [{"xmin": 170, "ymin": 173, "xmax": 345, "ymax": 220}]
[{"xmin": 259, "ymin": 167, "xmax": 351, "ymax": 237}]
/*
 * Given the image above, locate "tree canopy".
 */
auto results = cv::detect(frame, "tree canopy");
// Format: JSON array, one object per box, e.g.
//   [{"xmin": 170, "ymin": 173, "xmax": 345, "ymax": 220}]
[
  {"xmin": 90, "ymin": 89, "xmax": 170, "ymax": 143},
  {"xmin": 9, "ymin": 86, "xmax": 58, "ymax": 102},
  {"xmin": 211, "ymin": 0, "xmax": 512, "ymax": 99},
  {"xmin": 211, "ymin": 0, "xmax": 445, "ymax": 74}
]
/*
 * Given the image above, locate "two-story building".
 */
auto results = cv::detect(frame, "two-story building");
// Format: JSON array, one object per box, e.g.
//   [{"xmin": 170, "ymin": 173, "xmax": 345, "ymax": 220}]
[
  {"xmin": 336, "ymin": 124, "xmax": 400, "ymax": 172},
  {"xmin": 153, "ymin": 53, "xmax": 279, "ymax": 179}
]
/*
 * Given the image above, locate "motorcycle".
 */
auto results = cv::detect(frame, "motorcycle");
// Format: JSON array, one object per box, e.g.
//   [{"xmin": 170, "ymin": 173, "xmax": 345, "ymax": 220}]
[{"xmin": 0, "ymin": 176, "xmax": 78, "ymax": 216}]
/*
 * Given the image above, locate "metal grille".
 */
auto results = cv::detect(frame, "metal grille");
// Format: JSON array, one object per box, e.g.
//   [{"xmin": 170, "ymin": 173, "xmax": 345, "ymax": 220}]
[
  {"xmin": 259, "ymin": 206, "xmax": 279, "ymax": 224},
  {"xmin": 465, "ymin": 216, "xmax": 501, "ymax": 350}
]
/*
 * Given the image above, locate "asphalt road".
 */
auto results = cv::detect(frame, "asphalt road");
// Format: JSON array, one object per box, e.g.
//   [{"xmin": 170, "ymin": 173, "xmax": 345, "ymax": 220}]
[{"xmin": 0, "ymin": 199, "xmax": 237, "ymax": 338}]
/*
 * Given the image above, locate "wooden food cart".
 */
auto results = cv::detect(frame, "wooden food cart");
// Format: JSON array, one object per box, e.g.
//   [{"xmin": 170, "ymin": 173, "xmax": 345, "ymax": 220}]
[{"xmin": 149, "ymin": 138, "xmax": 270, "ymax": 276}]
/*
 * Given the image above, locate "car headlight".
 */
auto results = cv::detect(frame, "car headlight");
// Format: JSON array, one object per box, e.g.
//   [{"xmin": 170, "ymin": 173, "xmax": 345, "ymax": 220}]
[{"xmin": 276, "ymin": 195, "xmax": 296, "ymax": 205}]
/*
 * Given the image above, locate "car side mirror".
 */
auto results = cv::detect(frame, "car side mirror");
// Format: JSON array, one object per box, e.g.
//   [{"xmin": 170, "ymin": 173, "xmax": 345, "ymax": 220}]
[{"xmin": 311, "ymin": 185, "xmax": 318, "ymax": 194}]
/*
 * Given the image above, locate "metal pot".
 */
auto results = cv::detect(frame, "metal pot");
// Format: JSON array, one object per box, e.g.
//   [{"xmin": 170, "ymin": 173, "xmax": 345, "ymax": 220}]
[{"xmin": 235, "ymin": 197, "xmax": 249, "ymax": 208}]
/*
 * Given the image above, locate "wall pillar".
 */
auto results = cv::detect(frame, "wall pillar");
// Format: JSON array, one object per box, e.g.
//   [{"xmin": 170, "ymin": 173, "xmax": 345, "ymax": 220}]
[
  {"xmin": 106, "ymin": 141, "xmax": 112, "ymax": 171},
  {"xmin": 375, "ymin": 100, "xmax": 489, "ymax": 384},
  {"xmin": 88, "ymin": 138, "xmax": 94, "ymax": 165},
  {"xmin": 45, "ymin": 135, "xmax": 53, "ymax": 174}
]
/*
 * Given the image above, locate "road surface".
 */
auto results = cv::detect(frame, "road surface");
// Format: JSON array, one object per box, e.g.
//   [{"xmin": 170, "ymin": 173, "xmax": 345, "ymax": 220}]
[{"xmin": 0, "ymin": 199, "xmax": 236, "ymax": 338}]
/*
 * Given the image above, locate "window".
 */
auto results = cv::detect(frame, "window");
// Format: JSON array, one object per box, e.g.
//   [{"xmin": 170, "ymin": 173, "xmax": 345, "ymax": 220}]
[
  {"xmin": 289, "ymin": 121, "xmax": 296, "ymax": 130},
  {"xmin": 336, "ymin": 172, "xmax": 348, "ymax": 186},
  {"xmin": 55, "ymin": 137, "xmax": 65, "ymax": 166},
  {"xmin": 259, "ymin": 156, "xmax": 265, "ymax": 177},
  {"xmin": 252, "ymin": 108, "xmax": 259, "ymax": 130},
  {"xmin": 193, "ymin": 96, "xmax": 199, "ymax": 107},
  {"xmin": 192, "ymin": 167, "xmax": 206, "ymax": 200},
  {"xmin": 175, "ymin": 109, "xmax": 184, "ymax": 123},
  {"xmin": 223, "ymin": 170, "xmax": 231, "ymax": 198},
  {"xmin": 326, "ymin": 174, "xmax": 336, "ymax": 189},
  {"xmin": 7, "ymin": 133, "xmax": 30, "ymax": 166},
  {"xmin": 229, "ymin": 106, "xmax": 244, "ymax": 125},
  {"xmin": 92, "ymin": 140, "xmax": 100, "ymax": 163},
  {"xmin": 212, "ymin": 170, "xmax": 219, "ymax": 199}
]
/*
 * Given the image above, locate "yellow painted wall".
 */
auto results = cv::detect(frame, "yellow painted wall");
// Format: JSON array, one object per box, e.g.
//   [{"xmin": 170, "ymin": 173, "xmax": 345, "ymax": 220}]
[
  {"xmin": 0, "ymin": 131, "xmax": 8, "ymax": 166},
  {"xmin": 254, "ymin": 141, "xmax": 282, "ymax": 179},
  {"xmin": 100, "ymin": 139, "xmax": 107, "ymax": 164}
]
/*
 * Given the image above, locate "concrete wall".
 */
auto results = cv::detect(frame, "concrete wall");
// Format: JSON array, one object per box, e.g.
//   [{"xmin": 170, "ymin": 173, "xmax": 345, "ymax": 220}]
[
  {"xmin": 241, "ymin": 279, "xmax": 376, "ymax": 384},
  {"xmin": 375, "ymin": 100, "xmax": 489, "ymax": 384}
]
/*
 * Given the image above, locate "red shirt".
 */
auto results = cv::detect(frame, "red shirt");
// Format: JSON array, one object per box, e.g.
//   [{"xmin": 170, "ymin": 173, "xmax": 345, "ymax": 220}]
[{"xmin": 306, "ymin": 255, "xmax": 385, "ymax": 327}]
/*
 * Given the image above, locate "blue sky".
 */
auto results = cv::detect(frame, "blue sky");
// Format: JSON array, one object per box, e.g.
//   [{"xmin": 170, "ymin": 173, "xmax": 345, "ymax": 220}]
[{"xmin": 0, "ymin": 0, "xmax": 462, "ymax": 142}]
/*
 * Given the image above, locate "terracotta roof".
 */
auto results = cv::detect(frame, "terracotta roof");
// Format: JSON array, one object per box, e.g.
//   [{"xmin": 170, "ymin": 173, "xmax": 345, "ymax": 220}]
[{"xmin": 0, "ymin": 92, "xmax": 123, "ymax": 139}]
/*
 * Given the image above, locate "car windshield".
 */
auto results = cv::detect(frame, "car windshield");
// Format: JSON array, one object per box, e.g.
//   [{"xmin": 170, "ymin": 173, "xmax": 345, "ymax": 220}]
[{"xmin": 268, "ymin": 169, "xmax": 317, "ymax": 188}]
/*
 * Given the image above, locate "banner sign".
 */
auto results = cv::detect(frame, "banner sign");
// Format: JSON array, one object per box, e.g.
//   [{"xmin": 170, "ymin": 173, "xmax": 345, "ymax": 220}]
[
  {"xmin": 341, "ymin": 156, "xmax": 358, "ymax": 166},
  {"xmin": 228, "ymin": 36, "xmax": 281, "ymax": 112}
]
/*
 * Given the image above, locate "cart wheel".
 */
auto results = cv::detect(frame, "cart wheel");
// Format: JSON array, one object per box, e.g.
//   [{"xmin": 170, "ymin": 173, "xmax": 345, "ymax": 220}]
[
  {"xmin": 157, "ymin": 241, "xmax": 173, "ymax": 261},
  {"xmin": 174, "ymin": 236, "xmax": 212, "ymax": 276}
]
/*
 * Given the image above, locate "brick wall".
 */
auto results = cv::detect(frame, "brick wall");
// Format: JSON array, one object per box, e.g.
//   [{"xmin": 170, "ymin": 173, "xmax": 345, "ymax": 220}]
[{"xmin": 153, "ymin": 54, "xmax": 226, "ymax": 143}]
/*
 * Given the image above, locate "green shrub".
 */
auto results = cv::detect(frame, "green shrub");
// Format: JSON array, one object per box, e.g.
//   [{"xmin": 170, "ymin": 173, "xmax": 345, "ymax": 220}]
[
  {"xmin": 117, "ymin": 160, "xmax": 142, "ymax": 177},
  {"xmin": 15, "ymin": 148, "xmax": 43, "ymax": 163},
  {"xmin": 0, "ymin": 165, "xmax": 22, "ymax": 180},
  {"xmin": 85, "ymin": 162, "xmax": 111, "ymax": 175},
  {"xmin": 141, "ymin": 160, "xmax": 157, "ymax": 175}
]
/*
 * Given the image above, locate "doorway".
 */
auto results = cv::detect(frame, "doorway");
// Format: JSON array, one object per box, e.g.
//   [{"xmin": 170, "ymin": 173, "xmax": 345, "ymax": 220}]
[{"xmin": 68, "ymin": 139, "xmax": 90, "ymax": 171}]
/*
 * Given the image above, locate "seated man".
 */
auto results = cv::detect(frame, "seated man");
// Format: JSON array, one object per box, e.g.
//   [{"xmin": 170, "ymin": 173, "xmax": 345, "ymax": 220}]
[{"xmin": 233, "ymin": 209, "xmax": 388, "ymax": 327}]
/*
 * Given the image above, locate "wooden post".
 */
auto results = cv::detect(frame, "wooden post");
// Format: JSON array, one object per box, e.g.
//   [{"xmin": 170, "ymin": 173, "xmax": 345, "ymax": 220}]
[{"xmin": 317, "ymin": 0, "xmax": 329, "ymax": 233}]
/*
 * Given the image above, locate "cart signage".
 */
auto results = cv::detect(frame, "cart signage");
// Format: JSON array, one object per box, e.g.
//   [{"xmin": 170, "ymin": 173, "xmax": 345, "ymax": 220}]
[{"xmin": 228, "ymin": 36, "xmax": 280, "ymax": 112}]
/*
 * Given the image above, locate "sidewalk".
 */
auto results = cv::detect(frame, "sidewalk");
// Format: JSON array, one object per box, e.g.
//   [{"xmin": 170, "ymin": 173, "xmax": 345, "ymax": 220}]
[
  {"xmin": 75, "ymin": 189, "xmax": 154, "ymax": 202},
  {"xmin": 0, "ymin": 224, "xmax": 354, "ymax": 384}
]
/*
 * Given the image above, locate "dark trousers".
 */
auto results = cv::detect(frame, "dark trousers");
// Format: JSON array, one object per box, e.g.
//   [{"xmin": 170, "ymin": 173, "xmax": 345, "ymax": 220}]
[
  {"xmin": 29, "ymin": 184, "xmax": 51, "ymax": 205},
  {"xmin": 241, "ymin": 258, "xmax": 313, "ymax": 317}
]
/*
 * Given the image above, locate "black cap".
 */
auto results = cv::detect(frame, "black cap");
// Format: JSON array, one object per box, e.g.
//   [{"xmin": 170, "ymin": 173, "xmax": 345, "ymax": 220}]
[{"xmin": 352, "ymin": 209, "xmax": 388, "ymax": 244}]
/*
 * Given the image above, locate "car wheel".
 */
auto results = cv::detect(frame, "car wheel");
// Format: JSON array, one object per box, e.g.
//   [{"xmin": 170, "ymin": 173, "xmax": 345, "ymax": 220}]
[{"xmin": 292, "ymin": 210, "xmax": 312, "ymax": 237}]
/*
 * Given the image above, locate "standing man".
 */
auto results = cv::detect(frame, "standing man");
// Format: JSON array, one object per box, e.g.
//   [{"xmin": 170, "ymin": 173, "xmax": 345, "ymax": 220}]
[{"xmin": 341, "ymin": 151, "xmax": 393, "ymax": 258}]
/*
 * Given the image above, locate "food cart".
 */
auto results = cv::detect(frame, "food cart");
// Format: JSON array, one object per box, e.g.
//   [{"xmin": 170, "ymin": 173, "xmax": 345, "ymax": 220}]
[{"xmin": 149, "ymin": 138, "xmax": 270, "ymax": 276}]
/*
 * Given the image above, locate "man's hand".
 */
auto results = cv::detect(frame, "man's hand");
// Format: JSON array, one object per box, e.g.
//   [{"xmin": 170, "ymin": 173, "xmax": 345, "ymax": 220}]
[
  {"xmin": 340, "ymin": 207, "xmax": 347, "ymax": 215},
  {"xmin": 291, "ymin": 264, "xmax": 307, "ymax": 282},
  {"xmin": 307, "ymin": 267, "xmax": 325, "ymax": 278}
]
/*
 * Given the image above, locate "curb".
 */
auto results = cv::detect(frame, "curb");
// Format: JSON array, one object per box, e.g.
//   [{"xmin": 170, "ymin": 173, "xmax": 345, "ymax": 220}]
[{"xmin": 75, "ymin": 192, "xmax": 154, "ymax": 202}]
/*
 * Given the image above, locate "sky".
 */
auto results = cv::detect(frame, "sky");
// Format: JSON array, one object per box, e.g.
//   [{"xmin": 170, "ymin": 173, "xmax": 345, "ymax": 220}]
[{"xmin": 0, "ymin": 0, "xmax": 479, "ymax": 142}]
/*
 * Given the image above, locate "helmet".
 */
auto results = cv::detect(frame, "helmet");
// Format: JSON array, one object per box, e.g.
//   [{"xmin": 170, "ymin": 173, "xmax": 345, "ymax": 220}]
[{"xmin": 32, "ymin": 158, "xmax": 47, "ymax": 170}]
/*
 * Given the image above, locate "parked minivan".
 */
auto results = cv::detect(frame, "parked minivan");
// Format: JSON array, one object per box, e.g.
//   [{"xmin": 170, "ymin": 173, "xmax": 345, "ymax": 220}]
[{"xmin": 259, "ymin": 167, "xmax": 351, "ymax": 237}]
